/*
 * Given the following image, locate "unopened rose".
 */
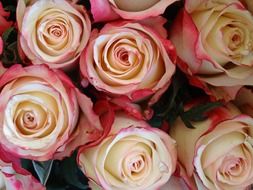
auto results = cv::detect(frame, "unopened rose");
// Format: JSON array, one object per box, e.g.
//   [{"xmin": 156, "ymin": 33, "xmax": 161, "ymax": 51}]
[
  {"xmin": 0, "ymin": 64, "xmax": 102, "ymax": 161},
  {"xmin": 17, "ymin": 0, "xmax": 91, "ymax": 70},
  {"xmin": 0, "ymin": 146, "xmax": 44, "ymax": 190},
  {"xmin": 0, "ymin": 2, "xmax": 12, "ymax": 35},
  {"xmin": 90, "ymin": 0, "xmax": 179, "ymax": 22},
  {"xmin": 170, "ymin": 103, "xmax": 253, "ymax": 190},
  {"xmin": 78, "ymin": 113, "xmax": 177, "ymax": 190},
  {"xmin": 171, "ymin": 0, "xmax": 253, "ymax": 101},
  {"xmin": 80, "ymin": 18, "xmax": 176, "ymax": 103}
]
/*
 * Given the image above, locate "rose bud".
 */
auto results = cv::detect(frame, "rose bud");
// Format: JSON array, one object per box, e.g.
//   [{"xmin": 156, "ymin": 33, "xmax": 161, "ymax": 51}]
[
  {"xmin": 170, "ymin": 0, "xmax": 253, "ymax": 101},
  {"xmin": 78, "ymin": 113, "xmax": 177, "ymax": 190},
  {"xmin": 170, "ymin": 103, "xmax": 253, "ymax": 190},
  {"xmin": 0, "ymin": 146, "xmax": 44, "ymax": 190},
  {"xmin": 0, "ymin": 64, "xmax": 103, "ymax": 161},
  {"xmin": 80, "ymin": 18, "xmax": 176, "ymax": 104},
  {"xmin": 17, "ymin": 0, "xmax": 91, "ymax": 70},
  {"xmin": 90, "ymin": 0, "xmax": 179, "ymax": 22}
]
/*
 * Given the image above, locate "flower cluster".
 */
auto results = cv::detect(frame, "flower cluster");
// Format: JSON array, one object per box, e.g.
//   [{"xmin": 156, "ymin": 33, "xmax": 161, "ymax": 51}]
[{"xmin": 0, "ymin": 0, "xmax": 253, "ymax": 190}]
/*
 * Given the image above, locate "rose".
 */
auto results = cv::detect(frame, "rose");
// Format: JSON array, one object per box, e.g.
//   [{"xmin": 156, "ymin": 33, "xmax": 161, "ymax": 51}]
[
  {"xmin": 80, "ymin": 18, "xmax": 176, "ymax": 103},
  {"xmin": 78, "ymin": 113, "xmax": 177, "ymax": 190},
  {"xmin": 90, "ymin": 0, "xmax": 179, "ymax": 22},
  {"xmin": 170, "ymin": 103, "xmax": 253, "ymax": 190},
  {"xmin": 0, "ymin": 146, "xmax": 44, "ymax": 190},
  {"xmin": 17, "ymin": 0, "xmax": 91, "ymax": 70},
  {"xmin": 0, "ymin": 64, "xmax": 103, "ymax": 161},
  {"xmin": 170, "ymin": 1, "xmax": 253, "ymax": 101},
  {"xmin": 0, "ymin": 2, "xmax": 12, "ymax": 35}
]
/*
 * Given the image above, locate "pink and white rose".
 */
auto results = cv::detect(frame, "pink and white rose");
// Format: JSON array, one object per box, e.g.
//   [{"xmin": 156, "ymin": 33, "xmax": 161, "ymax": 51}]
[
  {"xmin": 90, "ymin": 0, "xmax": 179, "ymax": 22},
  {"xmin": 17, "ymin": 0, "xmax": 91, "ymax": 70},
  {"xmin": 170, "ymin": 103, "xmax": 253, "ymax": 190},
  {"xmin": 0, "ymin": 146, "xmax": 44, "ymax": 190},
  {"xmin": 170, "ymin": 0, "xmax": 253, "ymax": 101},
  {"xmin": 0, "ymin": 64, "xmax": 102, "ymax": 161},
  {"xmin": 80, "ymin": 18, "xmax": 176, "ymax": 103},
  {"xmin": 78, "ymin": 113, "xmax": 177, "ymax": 190}
]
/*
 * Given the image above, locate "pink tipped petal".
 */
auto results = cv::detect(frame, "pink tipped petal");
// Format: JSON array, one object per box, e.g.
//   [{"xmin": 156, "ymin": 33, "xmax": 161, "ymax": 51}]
[
  {"xmin": 0, "ymin": 146, "xmax": 45, "ymax": 190},
  {"xmin": 110, "ymin": 96, "xmax": 144, "ymax": 120},
  {"xmin": 90, "ymin": 0, "xmax": 120, "ymax": 22},
  {"xmin": 136, "ymin": 16, "xmax": 168, "ymax": 38},
  {"xmin": 170, "ymin": 9, "xmax": 202, "ymax": 73}
]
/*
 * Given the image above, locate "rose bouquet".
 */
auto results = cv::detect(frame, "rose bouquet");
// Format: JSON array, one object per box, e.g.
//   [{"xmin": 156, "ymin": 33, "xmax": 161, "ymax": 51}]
[{"xmin": 0, "ymin": 0, "xmax": 253, "ymax": 190}]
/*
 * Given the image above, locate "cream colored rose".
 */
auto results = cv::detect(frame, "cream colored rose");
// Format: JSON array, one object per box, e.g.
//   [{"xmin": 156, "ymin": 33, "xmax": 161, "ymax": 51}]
[
  {"xmin": 17, "ymin": 0, "xmax": 91, "ymax": 70},
  {"xmin": 80, "ymin": 18, "xmax": 175, "ymax": 102},
  {"xmin": 0, "ymin": 64, "xmax": 102, "ymax": 161},
  {"xmin": 171, "ymin": 1, "xmax": 253, "ymax": 100},
  {"xmin": 78, "ymin": 113, "xmax": 177, "ymax": 190},
  {"xmin": 170, "ymin": 103, "xmax": 253, "ymax": 190}
]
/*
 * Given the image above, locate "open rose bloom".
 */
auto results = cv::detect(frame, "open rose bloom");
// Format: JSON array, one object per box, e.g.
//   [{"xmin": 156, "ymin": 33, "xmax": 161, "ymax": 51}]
[
  {"xmin": 78, "ymin": 113, "xmax": 177, "ymax": 190},
  {"xmin": 80, "ymin": 18, "xmax": 176, "ymax": 103},
  {"xmin": 170, "ymin": 0, "xmax": 253, "ymax": 101},
  {"xmin": 90, "ymin": 0, "xmax": 179, "ymax": 22},
  {"xmin": 170, "ymin": 103, "xmax": 253, "ymax": 190},
  {"xmin": 17, "ymin": 0, "xmax": 91, "ymax": 70},
  {"xmin": 0, "ymin": 146, "xmax": 44, "ymax": 190},
  {"xmin": 0, "ymin": 64, "xmax": 103, "ymax": 161}
]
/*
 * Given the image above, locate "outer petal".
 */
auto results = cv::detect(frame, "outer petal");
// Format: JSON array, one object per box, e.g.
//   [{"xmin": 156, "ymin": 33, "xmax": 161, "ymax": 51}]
[
  {"xmin": 90, "ymin": 0, "xmax": 120, "ymax": 22},
  {"xmin": 111, "ymin": 0, "xmax": 179, "ymax": 20},
  {"xmin": 0, "ymin": 146, "xmax": 44, "ymax": 190},
  {"xmin": 53, "ymin": 89, "xmax": 103, "ymax": 159},
  {"xmin": 170, "ymin": 9, "xmax": 201, "ymax": 73}
]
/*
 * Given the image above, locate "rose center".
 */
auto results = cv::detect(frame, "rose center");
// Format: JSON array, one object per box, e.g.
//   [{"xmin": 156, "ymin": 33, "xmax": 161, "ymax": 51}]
[
  {"xmin": 23, "ymin": 111, "xmax": 37, "ymax": 128},
  {"xmin": 220, "ymin": 156, "xmax": 244, "ymax": 177},
  {"xmin": 129, "ymin": 155, "xmax": 145, "ymax": 174},
  {"xmin": 48, "ymin": 24, "xmax": 66, "ymax": 38}
]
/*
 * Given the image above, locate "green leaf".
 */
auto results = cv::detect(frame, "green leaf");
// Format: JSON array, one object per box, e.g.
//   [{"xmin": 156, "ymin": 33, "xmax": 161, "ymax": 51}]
[
  {"xmin": 2, "ymin": 27, "xmax": 15, "ymax": 42},
  {"xmin": 4, "ymin": 5, "xmax": 16, "ymax": 12},
  {"xmin": 180, "ymin": 102, "xmax": 222, "ymax": 129},
  {"xmin": 32, "ymin": 160, "xmax": 54, "ymax": 186},
  {"xmin": 61, "ymin": 154, "xmax": 88, "ymax": 189}
]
